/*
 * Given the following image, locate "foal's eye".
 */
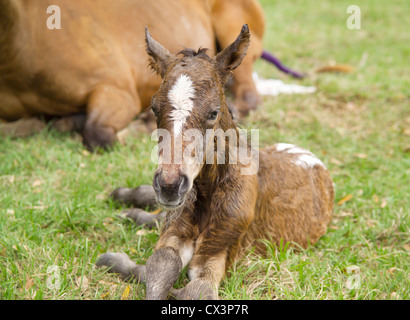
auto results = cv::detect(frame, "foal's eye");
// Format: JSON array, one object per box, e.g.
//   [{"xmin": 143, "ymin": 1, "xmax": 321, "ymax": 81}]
[
  {"xmin": 208, "ymin": 110, "xmax": 219, "ymax": 121},
  {"xmin": 151, "ymin": 105, "xmax": 159, "ymax": 117}
]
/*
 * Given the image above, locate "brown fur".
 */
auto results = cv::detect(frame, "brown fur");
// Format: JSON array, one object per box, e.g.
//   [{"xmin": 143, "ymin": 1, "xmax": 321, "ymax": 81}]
[
  {"xmin": 97, "ymin": 25, "xmax": 333, "ymax": 300},
  {"xmin": 0, "ymin": 0, "xmax": 265, "ymax": 150}
]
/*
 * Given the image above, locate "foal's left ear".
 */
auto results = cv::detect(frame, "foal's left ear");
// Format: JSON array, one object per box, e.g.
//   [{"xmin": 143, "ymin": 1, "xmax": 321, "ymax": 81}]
[
  {"xmin": 215, "ymin": 24, "xmax": 251, "ymax": 81},
  {"xmin": 145, "ymin": 27, "xmax": 174, "ymax": 78}
]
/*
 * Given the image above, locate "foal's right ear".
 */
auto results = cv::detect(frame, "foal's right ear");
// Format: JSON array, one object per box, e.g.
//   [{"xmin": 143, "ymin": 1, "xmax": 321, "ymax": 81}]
[
  {"xmin": 215, "ymin": 24, "xmax": 251, "ymax": 81},
  {"xmin": 145, "ymin": 27, "xmax": 174, "ymax": 78}
]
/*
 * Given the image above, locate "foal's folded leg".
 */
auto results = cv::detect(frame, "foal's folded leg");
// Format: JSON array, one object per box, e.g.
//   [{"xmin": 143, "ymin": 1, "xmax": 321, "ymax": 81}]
[
  {"xmin": 118, "ymin": 208, "xmax": 166, "ymax": 228},
  {"xmin": 110, "ymin": 185, "xmax": 157, "ymax": 209},
  {"xmin": 96, "ymin": 252, "xmax": 146, "ymax": 283}
]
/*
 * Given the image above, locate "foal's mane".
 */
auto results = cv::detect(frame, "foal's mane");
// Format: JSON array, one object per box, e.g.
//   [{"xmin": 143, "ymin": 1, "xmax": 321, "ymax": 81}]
[{"xmin": 177, "ymin": 47, "xmax": 212, "ymax": 60}]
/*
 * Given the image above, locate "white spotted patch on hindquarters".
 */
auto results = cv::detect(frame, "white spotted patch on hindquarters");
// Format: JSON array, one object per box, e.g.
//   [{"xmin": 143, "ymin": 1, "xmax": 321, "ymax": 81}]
[{"xmin": 275, "ymin": 143, "xmax": 326, "ymax": 169}]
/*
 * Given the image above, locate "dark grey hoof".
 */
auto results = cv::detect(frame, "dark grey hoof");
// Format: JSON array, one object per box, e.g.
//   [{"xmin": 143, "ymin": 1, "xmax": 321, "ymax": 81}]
[
  {"xmin": 96, "ymin": 252, "xmax": 145, "ymax": 282},
  {"xmin": 82, "ymin": 124, "xmax": 116, "ymax": 152},
  {"xmin": 51, "ymin": 114, "xmax": 87, "ymax": 133},
  {"xmin": 110, "ymin": 185, "xmax": 157, "ymax": 209},
  {"xmin": 118, "ymin": 208, "xmax": 166, "ymax": 228}
]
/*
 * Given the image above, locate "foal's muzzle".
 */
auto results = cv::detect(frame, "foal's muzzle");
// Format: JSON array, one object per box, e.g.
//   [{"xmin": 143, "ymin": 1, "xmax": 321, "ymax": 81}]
[{"xmin": 153, "ymin": 171, "xmax": 190, "ymax": 209}]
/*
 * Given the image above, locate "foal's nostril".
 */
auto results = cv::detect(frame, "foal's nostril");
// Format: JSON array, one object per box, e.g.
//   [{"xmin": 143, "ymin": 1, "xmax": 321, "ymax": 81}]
[
  {"xmin": 178, "ymin": 175, "xmax": 190, "ymax": 196},
  {"xmin": 153, "ymin": 172, "xmax": 161, "ymax": 193}
]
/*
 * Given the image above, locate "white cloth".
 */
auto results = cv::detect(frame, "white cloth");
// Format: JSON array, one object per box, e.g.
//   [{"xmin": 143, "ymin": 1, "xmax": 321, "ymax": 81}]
[{"xmin": 253, "ymin": 72, "xmax": 316, "ymax": 96}]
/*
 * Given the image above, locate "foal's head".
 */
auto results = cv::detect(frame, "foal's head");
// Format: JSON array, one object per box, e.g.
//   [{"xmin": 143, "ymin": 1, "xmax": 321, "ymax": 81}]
[{"xmin": 145, "ymin": 25, "xmax": 250, "ymax": 209}]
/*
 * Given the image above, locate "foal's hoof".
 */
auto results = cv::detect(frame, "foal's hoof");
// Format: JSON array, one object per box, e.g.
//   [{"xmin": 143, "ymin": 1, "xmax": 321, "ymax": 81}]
[
  {"xmin": 96, "ymin": 252, "xmax": 145, "ymax": 282},
  {"xmin": 118, "ymin": 208, "xmax": 166, "ymax": 228},
  {"xmin": 169, "ymin": 280, "xmax": 218, "ymax": 300},
  {"xmin": 110, "ymin": 185, "xmax": 157, "ymax": 209}
]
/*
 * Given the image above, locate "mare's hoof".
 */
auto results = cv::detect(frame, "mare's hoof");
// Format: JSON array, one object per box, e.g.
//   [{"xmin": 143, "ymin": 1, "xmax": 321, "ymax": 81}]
[{"xmin": 83, "ymin": 124, "xmax": 116, "ymax": 152}]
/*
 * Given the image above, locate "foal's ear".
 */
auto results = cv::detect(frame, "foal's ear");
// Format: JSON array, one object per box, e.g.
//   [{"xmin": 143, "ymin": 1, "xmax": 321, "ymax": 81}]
[
  {"xmin": 215, "ymin": 24, "xmax": 251, "ymax": 81},
  {"xmin": 145, "ymin": 27, "xmax": 174, "ymax": 78}
]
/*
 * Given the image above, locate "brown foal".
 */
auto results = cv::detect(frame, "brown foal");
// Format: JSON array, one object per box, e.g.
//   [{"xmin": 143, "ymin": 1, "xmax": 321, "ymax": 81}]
[{"xmin": 96, "ymin": 25, "xmax": 334, "ymax": 300}]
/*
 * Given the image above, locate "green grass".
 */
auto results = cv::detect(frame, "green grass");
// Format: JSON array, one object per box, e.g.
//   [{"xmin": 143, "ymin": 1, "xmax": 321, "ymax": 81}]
[{"xmin": 1, "ymin": 0, "xmax": 409, "ymax": 300}]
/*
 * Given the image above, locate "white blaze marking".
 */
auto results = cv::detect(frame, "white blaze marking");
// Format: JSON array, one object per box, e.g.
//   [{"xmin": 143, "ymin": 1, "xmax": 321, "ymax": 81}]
[
  {"xmin": 275, "ymin": 143, "xmax": 326, "ymax": 169},
  {"xmin": 168, "ymin": 74, "xmax": 195, "ymax": 136}
]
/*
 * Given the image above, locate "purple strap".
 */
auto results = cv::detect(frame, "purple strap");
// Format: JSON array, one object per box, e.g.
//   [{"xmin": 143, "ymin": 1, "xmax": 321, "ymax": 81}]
[{"xmin": 261, "ymin": 50, "xmax": 305, "ymax": 79}]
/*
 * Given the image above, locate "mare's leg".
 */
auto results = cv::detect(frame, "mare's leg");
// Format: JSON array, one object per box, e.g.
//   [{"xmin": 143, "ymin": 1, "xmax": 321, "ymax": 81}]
[
  {"xmin": 231, "ymin": 63, "xmax": 261, "ymax": 117},
  {"xmin": 211, "ymin": 0, "xmax": 265, "ymax": 117},
  {"xmin": 83, "ymin": 84, "xmax": 140, "ymax": 151}
]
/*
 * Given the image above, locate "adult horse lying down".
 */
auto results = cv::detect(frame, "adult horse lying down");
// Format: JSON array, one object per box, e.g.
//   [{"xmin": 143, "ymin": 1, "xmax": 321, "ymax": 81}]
[
  {"xmin": 97, "ymin": 25, "xmax": 334, "ymax": 299},
  {"xmin": 0, "ymin": 0, "xmax": 265, "ymax": 151}
]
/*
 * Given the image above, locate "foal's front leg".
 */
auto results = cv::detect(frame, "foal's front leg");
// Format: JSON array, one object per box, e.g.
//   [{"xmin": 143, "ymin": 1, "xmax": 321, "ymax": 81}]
[
  {"xmin": 170, "ymin": 251, "xmax": 227, "ymax": 300},
  {"xmin": 170, "ymin": 187, "xmax": 256, "ymax": 300},
  {"xmin": 170, "ymin": 220, "xmax": 249, "ymax": 300},
  {"xmin": 144, "ymin": 222, "xmax": 196, "ymax": 299},
  {"xmin": 144, "ymin": 246, "xmax": 183, "ymax": 299}
]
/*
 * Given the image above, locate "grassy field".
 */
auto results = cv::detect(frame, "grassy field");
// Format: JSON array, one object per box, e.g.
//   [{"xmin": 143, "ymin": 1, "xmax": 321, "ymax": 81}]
[{"xmin": 1, "ymin": 0, "xmax": 409, "ymax": 300}]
